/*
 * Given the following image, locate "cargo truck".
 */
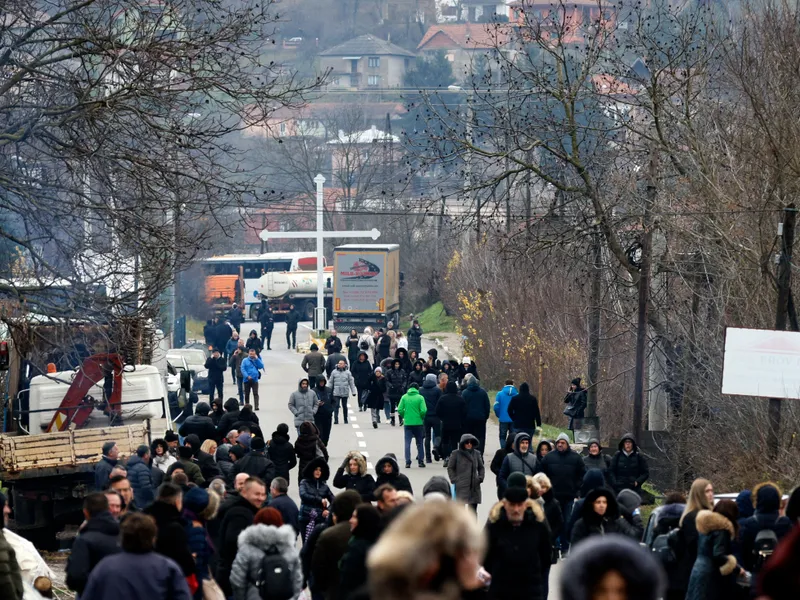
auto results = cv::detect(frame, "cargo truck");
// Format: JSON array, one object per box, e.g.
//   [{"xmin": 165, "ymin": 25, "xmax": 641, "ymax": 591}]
[{"xmin": 332, "ymin": 244, "xmax": 401, "ymax": 331}]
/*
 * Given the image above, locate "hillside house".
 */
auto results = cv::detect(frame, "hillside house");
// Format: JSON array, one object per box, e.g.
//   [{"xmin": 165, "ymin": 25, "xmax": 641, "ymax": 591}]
[{"xmin": 319, "ymin": 34, "xmax": 416, "ymax": 89}]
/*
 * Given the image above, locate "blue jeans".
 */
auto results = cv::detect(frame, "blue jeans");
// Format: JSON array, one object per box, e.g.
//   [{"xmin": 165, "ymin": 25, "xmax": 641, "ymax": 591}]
[
  {"xmin": 236, "ymin": 377, "xmax": 244, "ymax": 404},
  {"xmin": 384, "ymin": 399, "xmax": 391, "ymax": 419},
  {"xmin": 404, "ymin": 425, "xmax": 424, "ymax": 465},
  {"xmin": 499, "ymin": 422, "xmax": 513, "ymax": 447}
]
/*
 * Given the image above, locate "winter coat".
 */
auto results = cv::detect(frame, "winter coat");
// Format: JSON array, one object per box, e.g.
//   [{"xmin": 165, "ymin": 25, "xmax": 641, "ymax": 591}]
[
  {"xmin": 484, "ymin": 499, "xmax": 552, "ymax": 600},
  {"xmin": 462, "ymin": 379, "xmax": 491, "ymax": 422},
  {"xmin": 345, "ymin": 336, "xmax": 361, "ymax": 365},
  {"xmin": 267, "ymin": 433, "xmax": 297, "ymax": 481},
  {"xmin": 350, "ymin": 354, "xmax": 373, "ymax": 388},
  {"xmin": 302, "ymin": 351, "xmax": 327, "ymax": 378},
  {"xmin": 419, "ymin": 377, "xmax": 442, "ymax": 416},
  {"xmin": 541, "ymin": 489, "xmax": 564, "ymax": 542},
  {"xmin": 259, "ymin": 307, "xmax": 274, "ymax": 331},
  {"xmin": 143, "ymin": 501, "xmax": 196, "ymax": 577},
  {"xmin": 152, "ymin": 449, "xmax": 177, "ymax": 474},
  {"xmin": 232, "ymin": 450, "xmax": 276, "ymax": 489},
  {"xmin": 314, "ymin": 386, "xmax": 334, "ymax": 425},
  {"xmin": 564, "ymin": 387, "xmax": 587, "ymax": 419},
  {"xmin": 397, "ymin": 387, "xmax": 428, "ymax": 426},
  {"xmin": 217, "ymin": 495, "xmax": 260, "ymax": 595},
  {"xmin": 126, "ymin": 454, "xmax": 155, "ymax": 508},
  {"xmin": 299, "ymin": 458, "xmax": 335, "ymax": 520},
  {"xmin": 216, "ymin": 446, "xmax": 235, "ymax": 482},
  {"xmin": 65, "ymin": 512, "xmax": 121, "ymax": 594},
  {"xmin": 231, "ymin": 419, "xmax": 263, "ymax": 440},
  {"xmin": 384, "ymin": 367, "xmax": 407, "ymax": 400},
  {"xmin": 493, "ymin": 385, "xmax": 518, "ymax": 423},
  {"xmin": 93, "ymin": 455, "xmax": 117, "ymax": 490},
  {"xmin": 674, "ymin": 510, "xmax": 702, "ymax": 593},
  {"xmin": 213, "ymin": 322, "xmax": 234, "ymax": 354},
  {"xmin": 366, "ymin": 374, "xmax": 387, "ymax": 410},
  {"xmin": 286, "ymin": 309, "xmax": 300, "ymax": 329},
  {"xmin": 332, "ymin": 452, "xmax": 376, "ymax": 502},
  {"xmin": 217, "ymin": 398, "xmax": 242, "ymax": 435},
  {"xmin": 739, "ymin": 483, "xmax": 792, "ymax": 573},
  {"xmin": 240, "ymin": 356, "xmax": 263, "ymax": 382},
  {"xmin": 328, "ymin": 367, "xmax": 356, "ymax": 397},
  {"xmin": 497, "ymin": 433, "xmax": 539, "ymax": 496},
  {"xmin": 184, "ymin": 513, "xmax": 214, "ymax": 597},
  {"xmin": 225, "ymin": 337, "xmax": 240, "ymax": 357},
  {"xmin": 185, "ymin": 436, "xmax": 222, "ymax": 482},
  {"xmin": 583, "ymin": 450, "xmax": 612, "ymax": 481},
  {"xmin": 324, "ymin": 335, "xmax": 343, "ymax": 355},
  {"xmin": 685, "ymin": 510, "xmax": 738, "ymax": 600},
  {"xmin": 288, "ymin": 381, "xmax": 318, "ymax": 426},
  {"xmin": 325, "ymin": 352, "xmax": 347, "ymax": 378},
  {"xmin": 204, "ymin": 355, "xmax": 227, "ymax": 383},
  {"xmin": 565, "ymin": 469, "xmax": 608, "ymax": 539},
  {"xmin": 374, "ymin": 454, "xmax": 413, "ymax": 494},
  {"xmin": 338, "ymin": 537, "xmax": 375, "ymax": 600},
  {"xmin": 179, "ymin": 414, "xmax": 217, "ymax": 443},
  {"xmin": 538, "ymin": 440, "xmax": 586, "ymax": 503},
  {"xmin": 507, "ymin": 383, "xmax": 542, "ymax": 430},
  {"xmin": 81, "ymin": 551, "xmax": 191, "ymax": 600},
  {"xmin": 178, "ymin": 457, "xmax": 205, "ymax": 486},
  {"xmin": 245, "ymin": 333, "xmax": 263, "ymax": 355},
  {"xmin": 377, "ymin": 334, "xmax": 391, "ymax": 360},
  {"xmin": 436, "ymin": 391, "xmax": 467, "ymax": 432},
  {"xmin": 447, "ymin": 434, "xmax": 485, "ymax": 504},
  {"xmin": 295, "ymin": 424, "xmax": 328, "ymax": 480},
  {"xmin": 229, "ymin": 524, "xmax": 303, "ymax": 600},
  {"xmin": 609, "ymin": 434, "xmax": 650, "ymax": 492},
  {"xmin": 268, "ymin": 494, "xmax": 300, "ymax": 535},
  {"xmin": 570, "ymin": 488, "xmax": 641, "ymax": 546},
  {"xmin": 310, "ymin": 521, "xmax": 351, "ymax": 600},
  {"xmin": 407, "ymin": 324, "xmax": 423, "ymax": 353}
]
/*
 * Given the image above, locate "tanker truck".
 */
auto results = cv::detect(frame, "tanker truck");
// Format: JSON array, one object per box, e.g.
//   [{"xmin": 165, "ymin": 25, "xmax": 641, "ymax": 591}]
[{"xmin": 257, "ymin": 267, "xmax": 334, "ymax": 322}]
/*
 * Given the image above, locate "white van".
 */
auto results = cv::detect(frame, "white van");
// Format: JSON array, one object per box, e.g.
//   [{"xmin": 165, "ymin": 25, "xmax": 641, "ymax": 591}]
[{"xmin": 26, "ymin": 365, "xmax": 167, "ymax": 433}]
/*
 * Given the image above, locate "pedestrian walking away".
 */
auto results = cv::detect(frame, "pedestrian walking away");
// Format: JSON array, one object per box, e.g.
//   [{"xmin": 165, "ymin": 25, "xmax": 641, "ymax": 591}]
[
  {"xmin": 419, "ymin": 373, "xmax": 443, "ymax": 463},
  {"xmin": 493, "ymin": 380, "xmax": 518, "ymax": 448},
  {"xmin": 285, "ymin": 304, "xmax": 300, "ymax": 349},
  {"xmin": 351, "ymin": 351, "xmax": 373, "ymax": 412},
  {"xmin": 507, "ymin": 381, "xmax": 541, "ymax": 439},
  {"xmin": 259, "ymin": 300, "xmax": 275, "ymax": 350},
  {"xmin": 397, "ymin": 384, "xmax": 428, "ymax": 468},
  {"xmin": 461, "ymin": 374, "xmax": 490, "ymax": 456},
  {"xmin": 313, "ymin": 377, "xmax": 334, "ymax": 446},
  {"xmin": 435, "ymin": 381, "xmax": 467, "ymax": 468},
  {"xmin": 302, "ymin": 343, "xmax": 327, "ymax": 389}
]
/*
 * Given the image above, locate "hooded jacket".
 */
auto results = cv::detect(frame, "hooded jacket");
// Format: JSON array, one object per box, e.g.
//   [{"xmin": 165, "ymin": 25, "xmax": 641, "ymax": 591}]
[
  {"xmin": 332, "ymin": 451, "xmax": 376, "ymax": 502},
  {"xmin": 126, "ymin": 454, "xmax": 155, "ymax": 508},
  {"xmin": 406, "ymin": 324, "xmax": 423, "ymax": 353},
  {"xmin": 447, "ymin": 434, "xmax": 485, "ymax": 504},
  {"xmin": 397, "ymin": 387, "xmax": 427, "ymax": 426},
  {"xmin": 422, "ymin": 476, "xmax": 452, "ymax": 498},
  {"xmin": 374, "ymin": 453, "xmax": 413, "ymax": 494},
  {"xmin": 583, "ymin": 439, "xmax": 612, "ymax": 477},
  {"xmin": 66, "ymin": 512, "xmax": 121, "ymax": 594},
  {"xmin": 570, "ymin": 488, "xmax": 640, "ymax": 546},
  {"xmin": 493, "ymin": 384, "xmax": 518, "ymax": 423},
  {"xmin": 151, "ymin": 439, "xmax": 178, "ymax": 473},
  {"xmin": 184, "ymin": 433, "xmax": 221, "ymax": 481},
  {"xmin": 609, "ymin": 433, "xmax": 649, "ymax": 491},
  {"xmin": 217, "ymin": 398, "xmax": 242, "ymax": 435},
  {"xmin": 497, "ymin": 432, "xmax": 538, "ymax": 496},
  {"xmin": 328, "ymin": 365, "xmax": 356, "ymax": 397},
  {"xmin": 484, "ymin": 499, "xmax": 551, "ymax": 600},
  {"xmin": 565, "ymin": 468, "xmax": 608, "ymax": 540},
  {"xmin": 462, "ymin": 378, "xmax": 491, "ymax": 422},
  {"xmin": 294, "ymin": 422, "xmax": 328, "ymax": 481},
  {"xmin": 245, "ymin": 330, "xmax": 263, "ymax": 354},
  {"xmin": 350, "ymin": 353, "xmax": 373, "ymax": 388},
  {"xmin": 288, "ymin": 379, "xmax": 318, "ymax": 426},
  {"xmin": 229, "ymin": 524, "xmax": 303, "ymax": 600},
  {"xmin": 539, "ymin": 433, "xmax": 586, "ymax": 502},
  {"xmin": 419, "ymin": 374, "xmax": 442, "ymax": 416},
  {"xmin": 685, "ymin": 510, "xmax": 739, "ymax": 600},
  {"xmin": 507, "ymin": 382, "xmax": 542, "ymax": 430},
  {"xmin": 232, "ymin": 448, "xmax": 276, "ymax": 489},
  {"xmin": 739, "ymin": 483, "xmax": 792, "ymax": 573},
  {"xmin": 267, "ymin": 431, "xmax": 297, "ymax": 481},
  {"xmin": 302, "ymin": 350, "xmax": 327, "ymax": 378},
  {"xmin": 435, "ymin": 383, "xmax": 467, "ymax": 431},
  {"xmin": 299, "ymin": 457, "xmax": 335, "ymax": 517},
  {"xmin": 385, "ymin": 363, "xmax": 407, "ymax": 400},
  {"xmin": 178, "ymin": 405, "xmax": 217, "ymax": 442}
]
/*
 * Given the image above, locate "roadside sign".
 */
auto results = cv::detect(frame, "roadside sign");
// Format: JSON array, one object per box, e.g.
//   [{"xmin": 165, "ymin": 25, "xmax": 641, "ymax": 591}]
[{"xmin": 721, "ymin": 327, "xmax": 800, "ymax": 399}]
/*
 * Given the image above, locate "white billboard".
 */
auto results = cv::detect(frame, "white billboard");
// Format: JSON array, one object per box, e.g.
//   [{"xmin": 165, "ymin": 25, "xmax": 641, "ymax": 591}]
[{"xmin": 722, "ymin": 327, "xmax": 800, "ymax": 399}]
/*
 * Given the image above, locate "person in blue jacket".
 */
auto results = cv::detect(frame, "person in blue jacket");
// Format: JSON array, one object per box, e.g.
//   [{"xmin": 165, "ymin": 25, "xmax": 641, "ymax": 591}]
[
  {"xmin": 493, "ymin": 380, "xmax": 518, "ymax": 448},
  {"xmin": 240, "ymin": 348, "xmax": 264, "ymax": 410}
]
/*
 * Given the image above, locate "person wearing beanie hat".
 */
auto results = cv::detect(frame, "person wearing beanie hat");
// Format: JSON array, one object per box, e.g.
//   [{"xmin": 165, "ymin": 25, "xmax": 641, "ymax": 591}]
[
  {"xmin": 507, "ymin": 472, "xmax": 528, "ymax": 490},
  {"xmin": 302, "ymin": 343, "xmax": 327, "ymax": 388},
  {"xmin": 0, "ymin": 492, "xmax": 24, "ymax": 599},
  {"xmin": 178, "ymin": 401, "xmax": 217, "ymax": 443},
  {"xmin": 366, "ymin": 366, "xmax": 388, "ymax": 428},
  {"xmin": 739, "ymin": 482, "xmax": 793, "ymax": 582},
  {"xmin": 94, "ymin": 441, "xmax": 119, "ymax": 490},
  {"xmin": 564, "ymin": 377, "xmax": 587, "ymax": 433},
  {"xmin": 419, "ymin": 372, "xmax": 443, "ymax": 463},
  {"xmin": 583, "ymin": 439, "xmax": 611, "ymax": 482},
  {"xmin": 183, "ymin": 487, "xmax": 210, "ymax": 515},
  {"xmin": 539, "ymin": 432, "xmax": 585, "ymax": 553},
  {"xmin": 483, "ymin": 482, "xmax": 551, "ymax": 600},
  {"xmin": 497, "ymin": 432, "xmax": 538, "ymax": 498},
  {"xmin": 435, "ymin": 381, "xmax": 467, "ymax": 468},
  {"xmin": 267, "ymin": 423, "xmax": 297, "ymax": 483},
  {"xmin": 232, "ymin": 436, "xmax": 276, "ymax": 491},
  {"xmin": 237, "ymin": 432, "xmax": 251, "ymax": 450},
  {"xmin": 617, "ymin": 489, "xmax": 644, "ymax": 539}
]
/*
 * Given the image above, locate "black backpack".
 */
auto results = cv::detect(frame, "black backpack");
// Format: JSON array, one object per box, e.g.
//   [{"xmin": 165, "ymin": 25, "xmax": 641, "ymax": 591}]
[
  {"xmin": 653, "ymin": 530, "xmax": 679, "ymax": 567},
  {"xmin": 256, "ymin": 547, "xmax": 294, "ymax": 600},
  {"xmin": 753, "ymin": 528, "xmax": 778, "ymax": 571},
  {"xmin": 360, "ymin": 339, "xmax": 369, "ymax": 350}
]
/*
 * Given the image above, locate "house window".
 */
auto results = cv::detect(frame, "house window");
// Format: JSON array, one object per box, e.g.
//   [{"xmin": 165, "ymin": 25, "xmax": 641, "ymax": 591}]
[
  {"xmin": 368, "ymin": 75, "xmax": 380, "ymax": 87},
  {"xmin": 279, "ymin": 123, "xmax": 286, "ymax": 135},
  {"xmin": 368, "ymin": 56, "xmax": 380, "ymax": 68}
]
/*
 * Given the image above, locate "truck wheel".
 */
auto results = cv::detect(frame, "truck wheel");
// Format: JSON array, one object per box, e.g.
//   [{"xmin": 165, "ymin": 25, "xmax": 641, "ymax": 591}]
[
  {"xmin": 302, "ymin": 300, "xmax": 316, "ymax": 322},
  {"xmin": 249, "ymin": 304, "xmax": 259, "ymax": 321}
]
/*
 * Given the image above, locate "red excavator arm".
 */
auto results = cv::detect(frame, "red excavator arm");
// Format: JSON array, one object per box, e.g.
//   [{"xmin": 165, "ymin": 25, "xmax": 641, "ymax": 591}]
[{"xmin": 46, "ymin": 353, "xmax": 124, "ymax": 432}]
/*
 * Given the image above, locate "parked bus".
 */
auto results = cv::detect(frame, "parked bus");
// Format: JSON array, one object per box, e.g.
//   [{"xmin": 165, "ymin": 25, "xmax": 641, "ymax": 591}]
[{"xmin": 201, "ymin": 252, "xmax": 323, "ymax": 319}]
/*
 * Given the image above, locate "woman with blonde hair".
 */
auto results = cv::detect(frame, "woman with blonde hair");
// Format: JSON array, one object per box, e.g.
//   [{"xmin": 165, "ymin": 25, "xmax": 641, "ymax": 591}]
[
  {"xmin": 674, "ymin": 478, "xmax": 715, "ymax": 599},
  {"xmin": 368, "ymin": 501, "xmax": 486, "ymax": 600},
  {"xmin": 199, "ymin": 439, "xmax": 217, "ymax": 458}
]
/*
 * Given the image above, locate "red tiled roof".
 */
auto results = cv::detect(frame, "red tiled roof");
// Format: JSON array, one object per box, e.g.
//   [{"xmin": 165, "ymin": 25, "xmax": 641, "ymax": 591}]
[{"xmin": 417, "ymin": 23, "xmax": 515, "ymax": 51}]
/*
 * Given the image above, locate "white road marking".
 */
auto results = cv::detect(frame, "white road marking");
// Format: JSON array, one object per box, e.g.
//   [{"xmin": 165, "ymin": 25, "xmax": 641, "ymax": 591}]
[
  {"xmin": 361, "ymin": 451, "xmax": 369, "ymax": 457},
  {"xmin": 351, "ymin": 424, "xmax": 360, "ymax": 429},
  {"xmin": 350, "ymin": 417, "xmax": 357, "ymax": 422},
  {"xmin": 367, "ymin": 462, "xmax": 373, "ymax": 470},
  {"xmin": 356, "ymin": 431, "xmax": 364, "ymax": 438},
  {"xmin": 358, "ymin": 441, "xmax": 367, "ymax": 447}
]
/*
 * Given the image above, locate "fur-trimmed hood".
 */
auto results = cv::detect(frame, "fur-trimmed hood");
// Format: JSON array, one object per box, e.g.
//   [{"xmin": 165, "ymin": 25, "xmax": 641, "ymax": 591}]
[
  {"xmin": 344, "ymin": 451, "xmax": 368, "ymax": 476},
  {"xmin": 696, "ymin": 509, "xmax": 735, "ymax": 537},
  {"xmin": 302, "ymin": 456, "xmax": 331, "ymax": 481},
  {"xmin": 488, "ymin": 498, "xmax": 545, "ymax": 524},
  {"xmin": 752, "ymin": 481, "xmax": 783, "ymax": 513},
  {"xmin": 237, "ymin": 523, "xmax": 296, "ymax": 553}
]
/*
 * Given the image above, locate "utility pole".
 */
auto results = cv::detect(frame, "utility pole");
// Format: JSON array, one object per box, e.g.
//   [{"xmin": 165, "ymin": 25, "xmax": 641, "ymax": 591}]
[
  {"xmin": 769, "ymin": 204, "xmax": 796, "ymax": 457},
  {"xmin": 260, "ymin": 214, "xmax": 267, "ymax": 254},
  {"xmin": 632, "ymin": 150, "xmax": 657, "ymax": 443},
  {"xmin": 584, "ymin": 224, "xmax": 602, "ymax": 435}
]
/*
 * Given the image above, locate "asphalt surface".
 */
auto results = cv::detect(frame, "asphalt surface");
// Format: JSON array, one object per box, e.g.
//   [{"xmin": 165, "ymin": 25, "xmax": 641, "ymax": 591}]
[{"xmin": 222, "ymin": 320, "xmax": 564, "ymax": 597}]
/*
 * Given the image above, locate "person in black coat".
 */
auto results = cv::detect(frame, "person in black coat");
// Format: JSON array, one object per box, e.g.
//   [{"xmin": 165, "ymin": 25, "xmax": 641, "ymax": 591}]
[
  {"xmin": 231, "ymin": 404, "xmax": 262, "ymax": 438},
  {"xmin": 366, "ymin": 368, "xmax": 387, "ymax": 428},
  {"xmin": 564, "ymin": 377, "xmax": 587, "ymax": 432},
  {"xmin": 351, "ymin": 351, "xmax": 373, "ymax": 412},
  {"xmin": 345, "ymin": 329, "xmax": 361, "ymax": 365},
  {"xmin": 507, "ymin": 382, "xmax": 542, "ymax": 437},
  {"xmin": 338, "ymin": 503, "xmax": 382, "ymax": 600},
  {"xmin": 484, "ymin": 487, "xmax": 552, "ymax": 600},
  {"xmin": 419, "ymin": 373, "xmax": 442, "ymax": 463},
  {"xmin": 268, "ymin": 477, "xmax": 300, "ymax": 535},
  {"xmin": 461, "ymin": 374, "xmax": 490, "ymax": 455},
  {"xmin": 203, "ymin": 318, "xmax": 215, "ymax": 349},
  {"xmin": 313, "ymin": 377, "xmax": 334, "ymax": 446},
  {"xmin": 609, "ymin": 433, "xmax": 650, "ymax": 493},
  {"xmin": 216, "ymin": 397, "xmax": 241, "ymax": 437},
  {"xmin": 66, "ymin": 493, "xmax": 121, "ymax": 595},
  {"xmin": 231, "ymin": 436, "xmax": 276, "ymax": 489},
  {"xmin": 184, "ymin": 433, "xmax": 221, "ymax": 481},
  {"xmin": 204, "ymin": 349, "xmax": 227, "ymax": 403},
  {"xmin": 259, "ymin": 301, "xmax": 274, "ymax": 350},
  {"xmin": 178, "ymin": 401, "xmax": 217, "ymax": 443},
  {"xmin": 267, "ymin": 423, "xmax": 297, "ymax": 482},
  {"xmin": 228, "ymin": 304, "xmax": 244, "ymax": 333},
  {"xmin": 209, "ymin": 398, "xmax": 225, "ymax": 427},
  {"xmin": 324, "ymin": 329, "xmax": 343, "ymax": 355},
  {"xmin": 285, "ymin": 304, "xmax": 300, "ymax": 349},
  {"xmin": 435, "ymin": 381, "xmax": 467, "ymax": 466},
  {"xmin": 739, "ymin": 482, "xmax": 792, "ymax": 585},
  {"xmin": 332, "ymin": 451, "xmax": 376, "ymax": 502},
  {"xmin": 570, "ymin": 487, "xmax": 641, "ymax": 546},
  {"xmin": 685, "ymin": 502, "xmax": 740, "ymax": 600},
  {"xmin": 538, "ymin": 433, "xmax": 586, "ymax": 551},
  {"xmin": 244, "ymin": 329, "xmax": 263, "ymax": 356},
  {"xmin": 407, "ymin": 320, "xmax": 423, "ymax": 354},
  {"xmin": 217, "ymin": 479, "xmax": 265, "ymax": 595},
  {"xmin": 374, "ymin": 453, "xmax": 413, "ymax": 494},
  {"xmin": 408, "ymin": 361, "xmax": 425, "ymax": 388},
  {"xmin": 142, "ymin": 484, "xmax": 196, "ymax": 578}
]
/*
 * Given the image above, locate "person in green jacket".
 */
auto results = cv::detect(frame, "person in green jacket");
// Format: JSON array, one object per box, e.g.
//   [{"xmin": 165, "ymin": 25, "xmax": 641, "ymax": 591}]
[{"xmin": 397, "ymin": 384, "xmax": 428, "ymax": 469}]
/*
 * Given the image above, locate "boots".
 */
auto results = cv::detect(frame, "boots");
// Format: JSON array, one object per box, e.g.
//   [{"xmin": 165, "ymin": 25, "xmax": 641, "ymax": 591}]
[
  {"xmin": 390, "ymin": 416, "xmax": 396, "ymax": 427},
  {"xmin": 373, "ymin": 421, "xmax": 378, "ymax": 429}
]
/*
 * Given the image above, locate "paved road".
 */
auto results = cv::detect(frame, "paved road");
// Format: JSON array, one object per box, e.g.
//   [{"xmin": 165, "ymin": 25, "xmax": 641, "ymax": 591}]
[{"xmin": 220, "ymin": 320, "xmax": 563, "ymax": 598}]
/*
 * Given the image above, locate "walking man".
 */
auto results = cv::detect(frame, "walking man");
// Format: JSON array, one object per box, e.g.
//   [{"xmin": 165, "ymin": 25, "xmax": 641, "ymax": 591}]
[
  {"xmin": 204, "ymin": 347, "xmax": 227, "ymax": 403},
  {"xmin": 397, "ymin": 383, "xmax": 427, "ymax": 469},
  {"xmin": 327, "ymin": 359, "xmax": 357, "ymax": 425},
  {"xmin": 240, "ymin": 348, "xmax": 263, "ymax": 410},
  {"xmin": 493, "ymin": 380, "xmax": 518, "ymax": 447},
  {"xmin": 286, "ymin": 304, "xmax": 300, "ymax": 349},
  {"xmin": 259, "ymin": 301, "xmax": 274, "ymax": 351}
]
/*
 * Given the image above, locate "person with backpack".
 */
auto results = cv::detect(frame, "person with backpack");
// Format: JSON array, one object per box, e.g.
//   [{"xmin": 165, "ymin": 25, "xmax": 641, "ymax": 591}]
[
  {"xmin": 230, "ymin": 507, "xmax": 303, "ymax": 600},
  {"xmin": 739, "ymin": 482, "xmax": 792, "ymax": 592},
  {"xmin": 345, "ymin": 329, "xmax": 361, "ymax": 366}
]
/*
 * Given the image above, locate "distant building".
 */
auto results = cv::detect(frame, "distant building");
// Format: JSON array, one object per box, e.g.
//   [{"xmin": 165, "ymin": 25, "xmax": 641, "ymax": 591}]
[
  {"xmin": 319, "ymin": 34, "xmax": 416, "ymax": 89},
  {"xmin": 257, "ymin": 102, "xmax": 408, "ymax": 139}
]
